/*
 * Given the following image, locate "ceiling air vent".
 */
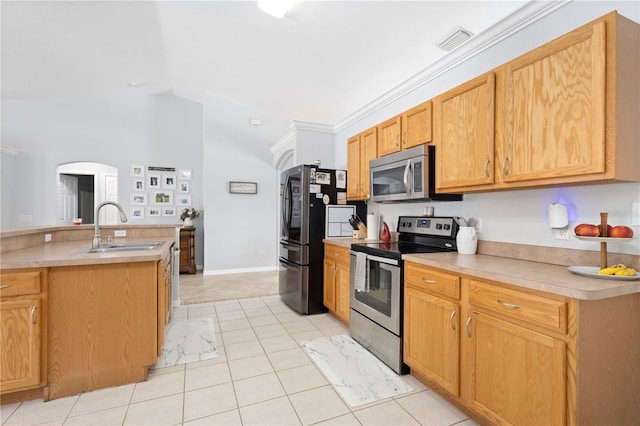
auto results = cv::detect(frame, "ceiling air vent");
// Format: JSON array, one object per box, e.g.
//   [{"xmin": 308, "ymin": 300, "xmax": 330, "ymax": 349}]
[{"xmin": 436, "ymin": 26, "xmax": 475, "ymax": 52}]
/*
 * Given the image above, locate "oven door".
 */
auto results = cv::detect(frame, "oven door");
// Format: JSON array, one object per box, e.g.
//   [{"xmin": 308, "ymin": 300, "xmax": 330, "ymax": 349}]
[{"xmin": 350, "ymin": 252, "xmax": 401, "ymax": 335}]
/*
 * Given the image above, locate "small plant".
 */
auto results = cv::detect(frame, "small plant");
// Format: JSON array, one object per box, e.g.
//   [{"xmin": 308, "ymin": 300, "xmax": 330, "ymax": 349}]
[{"xmin": 180, "ymin": 208, "xmax": 200, "ymax": 221}]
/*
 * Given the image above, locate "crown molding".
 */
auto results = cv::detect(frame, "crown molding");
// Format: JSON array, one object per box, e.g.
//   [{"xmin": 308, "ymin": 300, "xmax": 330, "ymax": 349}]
[
  {"xmin": 334, "ymin": 0, "xmax": 571, "ymax": 133},
  {"xmin": 289, "ymin": 120, "xmax": 335, "ymax": 133}
]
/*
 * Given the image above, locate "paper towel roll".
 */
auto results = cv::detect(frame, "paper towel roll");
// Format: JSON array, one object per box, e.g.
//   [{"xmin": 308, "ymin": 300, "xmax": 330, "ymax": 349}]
[{"xmin": 366, "ymin": 212, "xmax": 379, "ymax": 240}]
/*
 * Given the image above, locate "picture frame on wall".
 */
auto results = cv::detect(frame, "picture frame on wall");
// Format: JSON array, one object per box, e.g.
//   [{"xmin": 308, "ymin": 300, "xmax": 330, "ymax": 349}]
[
  {"xmin": 147, "ymin": 207, "xmax": 162, "ymax": 217},
  {"xmin": 162, "ymin": 207, "xmax": 176, "ymax": 217},
  {"xmin": 130, "ymin": 165, "xmax": 145, "ymax": 178},
  {"xmin": 130, "ymin": 207, "xmax": 145, "ymax": 219},
  {"xmin": 148, "ymin": 174, "xmax": 161, "ymax": 189},
  {"xmin": 151, "ymin": 190, "xmax": 173, "ymax": 205},
  {"xmin": 179, "ymin": 181, "xmax": 190, "ymax": 194},
  {"xmin": 162, "ymin": 174, "xmax": 177, "ymax": 190},
  {"xmin": 130, "ymin": 193, "xmax": 147, "ymax": 205},
  {"xmin": 179, "ymin": 168, "xmax": 192, "ymax": 181},
  {"xmin": 132, "ymin": 179, "xmax": 145, "ymax": 192},
  {"xmin": 176, "ymin": 194, "xmax": 191, "ymax": 206}
]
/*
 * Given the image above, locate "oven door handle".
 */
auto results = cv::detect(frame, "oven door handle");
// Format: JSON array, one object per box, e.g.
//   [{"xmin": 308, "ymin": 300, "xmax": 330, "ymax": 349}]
[{"xmin": 350, "ymin": 251, "xmax": 399, "ymax": 266}]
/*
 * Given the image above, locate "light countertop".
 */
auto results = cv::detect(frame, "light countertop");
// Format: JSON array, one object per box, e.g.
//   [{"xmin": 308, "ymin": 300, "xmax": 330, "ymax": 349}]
[
  {"xmin": 403, "ymin": 252, "xmax": 640, "ymax": 301},
  {"xmin": 0, "ymin": 237, "xmax": 174, "ymax": 269}
]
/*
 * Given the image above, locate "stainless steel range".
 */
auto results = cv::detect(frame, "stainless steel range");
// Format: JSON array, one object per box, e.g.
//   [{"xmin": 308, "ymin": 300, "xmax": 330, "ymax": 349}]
[{"xmin": 349, "ymin": 216, "xmax": 459, "ymax": 374}]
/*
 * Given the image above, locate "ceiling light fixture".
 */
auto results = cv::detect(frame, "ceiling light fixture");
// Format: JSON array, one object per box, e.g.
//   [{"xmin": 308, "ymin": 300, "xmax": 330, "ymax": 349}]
[{"xmin": 257, "ymin": 0, "xmax": 294, "ymax": 19}]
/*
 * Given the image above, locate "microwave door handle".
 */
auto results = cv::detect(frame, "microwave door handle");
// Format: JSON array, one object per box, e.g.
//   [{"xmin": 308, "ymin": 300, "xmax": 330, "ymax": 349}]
[{"xmin": 403, "ymin": 159, "xmax": 412, "ymax": 196}]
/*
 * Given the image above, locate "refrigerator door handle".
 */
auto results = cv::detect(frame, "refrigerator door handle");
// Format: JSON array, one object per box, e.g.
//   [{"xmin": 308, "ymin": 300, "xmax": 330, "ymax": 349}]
[
  {"xmin": 279, "ymin": 257, "xmax": 300, "ymax": 272},
  {"xmin": 280, "ymin": 243, "xmax": 300, "ymax": 252},
  {"xmin": 281, "ymin": 174, "xmax": 291, "ymax": 239}
]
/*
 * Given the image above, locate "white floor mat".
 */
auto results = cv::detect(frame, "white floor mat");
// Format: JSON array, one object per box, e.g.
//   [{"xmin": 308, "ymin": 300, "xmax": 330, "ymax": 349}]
[
  {"xmin": 154, "ymin": 318, "xmax": 218, "ymax": 368},
  {"xmin": 301, "ymin": 334, "xmax": 414, "ymax": 407}
]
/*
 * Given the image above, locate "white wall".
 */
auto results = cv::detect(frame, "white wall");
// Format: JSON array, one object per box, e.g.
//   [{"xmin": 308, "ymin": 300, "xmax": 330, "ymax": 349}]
[
  {"xmin": 1, "ymin": 93, "xmax": 206, "ymax": 264},
  {"xmin": 202, "ymin": 95, "xmax": 279, "ymax": 274},
  {"xmin": 334, "ymin": 1, "xmax": 640, "ymax": 256}
]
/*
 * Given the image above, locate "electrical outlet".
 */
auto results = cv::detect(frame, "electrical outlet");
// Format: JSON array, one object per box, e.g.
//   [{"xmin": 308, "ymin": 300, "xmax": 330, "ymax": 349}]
[
  {"xmin": 258, "ymin": 250, "xmax": 264, "ymax": 258},
  {"xmin": 44, "ymin": 234, "xmax": 52, "ymax": 242},
  {"xmin": 474, "ymin": 218, "xmax": 483, "ymax": 234},
  {"xmin": 554, "ymin": 228, "xmax": 570, "ymax": 240},
  {"xmin": 114, "ymin": 230, "xmax": 126, "ymax": 237},
  {"xmin": 19, "ymin": 215, "xmax": 32, "ymax": 223}
]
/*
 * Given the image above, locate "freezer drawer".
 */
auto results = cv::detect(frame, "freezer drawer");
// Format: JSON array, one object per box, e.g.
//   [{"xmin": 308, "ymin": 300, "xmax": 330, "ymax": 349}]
[
  {"xmin": 278, "ymin": 257, "xmax": 308, "ymax": 314},
  {"xmin": 279, "ymin": 240, "xmax": 309, "ymax": 265}
]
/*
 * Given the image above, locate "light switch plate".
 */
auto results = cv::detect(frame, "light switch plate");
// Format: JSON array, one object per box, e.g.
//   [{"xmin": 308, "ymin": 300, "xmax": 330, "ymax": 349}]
[{"xmin": 114, "ymin": 230, "xmax": 126, "ymax": 237}]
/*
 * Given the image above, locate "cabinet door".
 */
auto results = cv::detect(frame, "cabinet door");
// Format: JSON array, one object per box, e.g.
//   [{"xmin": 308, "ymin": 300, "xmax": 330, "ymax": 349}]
[
  {"xmin": 0, "ymin": 298, "xmax": 41, "ymax": 393},
  {"xmin": 335, "ymin": 262, "xmax": 350, "ymax": 324},
  {"xmin": 503, "ymin": 21, "xmax": 606, "ymax": 183},
  {"xmin": 404, "ymin": 287, "xmax": 460, "ymax": 396},
  {"xmin": 360, "ymin": 126, "xmax": 377, "ymax": 199},
  {"xmin": 346, "ymin": 135, "xmax": 362, "ymax": 199},
  {"xmin": 402, "ymin": 101, "xmax": 432, "ymax": 149},
  {"xmin": 378, "ymin": 116, "xmax": 402, "ymax": 156},
  {"xmin": 468, "ymin": 312, "xmax": 566, "ymax": 425},
  {"xmin": 323, "ymin": 260, "xmax": 336, "ymax": 311},
  {"xmin": 435, "ymin": 73, "xmax": 495, "ymax": 191}
]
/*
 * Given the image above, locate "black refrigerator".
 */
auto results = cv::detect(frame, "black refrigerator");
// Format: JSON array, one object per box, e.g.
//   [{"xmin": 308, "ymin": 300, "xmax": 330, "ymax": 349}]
[{"xmin": 279, "ymin": 165, "xmax": 365, "ymax": 314}]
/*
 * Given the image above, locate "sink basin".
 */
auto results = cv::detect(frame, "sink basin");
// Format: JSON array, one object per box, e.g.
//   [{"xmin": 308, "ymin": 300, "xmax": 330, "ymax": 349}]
[{"xmin": 84, "ymin": 241, "xmax": 163, "ymax": 253}]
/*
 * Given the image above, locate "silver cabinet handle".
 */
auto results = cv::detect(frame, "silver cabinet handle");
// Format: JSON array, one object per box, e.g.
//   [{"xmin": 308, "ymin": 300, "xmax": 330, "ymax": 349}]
[
  {"xmin": 402, "ymin": 131, "xmax": 407, "ymax": 145},
  {"xmin": 395, "ymin": 134, "xmax": 399, "ymax": 147},
  {"xmin": 497, "ymin": 299, "xmax": 521, "ymax": 309},
  {"xmin": 31, "ymin": 306, "xmax": 37, "ymax": 324},
  {"xmin": 421, "ymin": 278, "xmax": 436, "ymax": 284},
  {"xmin": 465, "ymin": 316, "xmax": 472, "ymax": 337},
  {"xmin": 0, "ymin": 284, "xmax": 9, "ymax": 289},
  {"xmin": 450, "ymin": 310, "xmax": 456, "ymax": 331},
  {"xmin": 484, "ymin": 159, "xmax": 490, "ymax": 177},
  {"xmin": 502, "ymin": 156, "xmax": 510, "ymax": 176}
]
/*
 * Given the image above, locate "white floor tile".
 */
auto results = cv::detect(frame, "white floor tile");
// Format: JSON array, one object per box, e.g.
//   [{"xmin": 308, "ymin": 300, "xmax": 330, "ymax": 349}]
[
  {"xmin": 124, "ymin": 393, "xmax": 183, "ymax": 425},
  {"xmin": 266, "ymin": 347, "xmax": 312, "ymax": 371},
  {"xmin": 259, "ymin": 334, "xmax": 299, "ymax": 353},
  {"xmin": 4, "ymin": 395, "xmax": 78, "ymax": 425},
  {"xmin": 288, "ymin": 385, "xmax": 350, "ymax": 425},
  {"xmin": 185, "ymin": 362, "xmax": 232, "ymax": 391},
  {"xmin": 225, "ymin": 340, "xmax": 265, "ymax": 360},
  {"xmin": 130, "ymin": 370, "xmax": 185, "ymax": 403},
  {"xmin": 353, "ymin": 400, "xmax": 420, "ymax": 425},
  {"xmin": 64, "ymin": 405, "xmax": 128, "ymax": 425},
  {"xmin": 239, "ymin": 396, "xmax": 302, "ymax": 426},
  {"xmin": 233, "ymin": 373, "xmax": 286, "ymax": 407},
  {"xmin": 395, "ymin": 390, "xmax": 469, "ymax": 425},
  {"xmin": 183, "ymin": 382, "xmax": 238, "ymax": 422},
  {"xmin": 221, "ymin": 327, "xmax": 258, "ymax": 345},
  {"xmin": 277, "ymin": 364, "xmax": 328, "ymax": 394},
  {"xmin": 183, "ymin": 409, "xmax": 242, "ymax": 425},
  {"xmin": 229, "ymin": 354, "xmax": 275, "ymax": 380},
  {"xmin": 69, "ymin": 383, "xmax": 135, "ymax": 417}
]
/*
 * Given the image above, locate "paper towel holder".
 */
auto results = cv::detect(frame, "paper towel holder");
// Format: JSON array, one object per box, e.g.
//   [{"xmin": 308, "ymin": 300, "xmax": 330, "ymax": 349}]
[{"xmin": 548, "ymin": 203, "xmax": 569, "ymax": 229}]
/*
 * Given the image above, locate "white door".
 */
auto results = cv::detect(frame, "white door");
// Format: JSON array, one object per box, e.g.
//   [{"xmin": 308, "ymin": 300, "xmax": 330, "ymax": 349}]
[
  {"xmin": 103, "ymin": 174, "xmax": 119, "ymax": 224},
  {"xmin": 57, "ymin": 174, "xmax": 78, "ymax": 225}
]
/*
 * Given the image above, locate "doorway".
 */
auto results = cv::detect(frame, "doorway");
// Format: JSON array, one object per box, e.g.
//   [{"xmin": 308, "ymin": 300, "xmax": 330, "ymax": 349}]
[{"xmin": 56, "ymin": 162, "xmax": 118, "ymax": 225}]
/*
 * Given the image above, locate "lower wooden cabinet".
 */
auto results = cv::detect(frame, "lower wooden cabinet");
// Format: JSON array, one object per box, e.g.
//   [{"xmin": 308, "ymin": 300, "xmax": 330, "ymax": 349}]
[
  {"xmin": 180, "ymin": 227, "xmax": 196, "ymax": 274},
  {"xmin": 403, "ymin": 261, "xmax": 640, "ymax": 425},
  {"xmin": 157, "ymin": 251, "xmax": 172, "ymax": 356},
  {"xmin": 323, "ymin": 244, "xmax": 351, "ymax": 324},
  {"xmin": 0, "ymin": 270, "xmax": 47, "ymax": 395}
]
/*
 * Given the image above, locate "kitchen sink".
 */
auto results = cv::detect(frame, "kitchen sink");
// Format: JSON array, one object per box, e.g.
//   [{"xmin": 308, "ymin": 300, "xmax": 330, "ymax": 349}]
[{"xmin": 84, "ymin": 241, "xmax": 163, "ymax": 253}]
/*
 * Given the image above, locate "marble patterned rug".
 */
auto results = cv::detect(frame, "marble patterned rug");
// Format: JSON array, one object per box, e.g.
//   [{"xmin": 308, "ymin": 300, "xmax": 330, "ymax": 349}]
[
  {"xmin": 301, "ymin": 334, "xmax": 414, "ymax": 407},
  {"xmin": 154, "ymin": 318, "xmax": 218, "ymax": 368}
]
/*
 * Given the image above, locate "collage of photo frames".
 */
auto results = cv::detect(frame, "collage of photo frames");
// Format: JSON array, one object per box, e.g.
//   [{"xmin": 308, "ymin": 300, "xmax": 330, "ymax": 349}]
[{"xmin": 129, "ymin": 165, "xmax": 192, "ymax": 220}]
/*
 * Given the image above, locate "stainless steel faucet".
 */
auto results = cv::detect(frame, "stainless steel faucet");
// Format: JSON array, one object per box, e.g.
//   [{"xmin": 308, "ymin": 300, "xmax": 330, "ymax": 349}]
[{"xmin": 93, "ymin": 201, "xmax": 128, "ymax": 248}]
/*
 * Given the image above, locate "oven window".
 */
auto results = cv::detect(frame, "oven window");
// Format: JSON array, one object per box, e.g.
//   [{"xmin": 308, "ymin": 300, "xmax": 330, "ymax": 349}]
[{"xmin": 355, "ymin": 260, "xmax": 393, "ymax": 316}]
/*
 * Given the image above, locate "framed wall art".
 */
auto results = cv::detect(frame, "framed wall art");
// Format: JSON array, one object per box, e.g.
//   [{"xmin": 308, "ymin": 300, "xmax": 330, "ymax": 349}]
[
  {"xmin": 163, "ymin": 174, "xmax": 177, "ymax": 190},
  {"xmin": 147, "ymin": 207, "xmax": 162, "ymax": 217},
  {"xmin": 151, "ymin": 190, "xmax": 173, "ymax": 205},
  {"xmin": 176, "ymin": 194, "xmax": 192, "ymax": 206},
  {"xmin": 229, "ymin": 181, "xmax": 257, "ymax": 194},
  {"xmin": 130, "ymin": 193, "xmax": 147, "ymax": 205},
  {"xmin": 130, "ymin": 207, "xmax": 145, "ymax": 220}
]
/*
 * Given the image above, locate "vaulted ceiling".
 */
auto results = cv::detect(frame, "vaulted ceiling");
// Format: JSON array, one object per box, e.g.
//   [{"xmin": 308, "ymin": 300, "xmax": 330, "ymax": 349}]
[{"xmin": 2, "ymin": 1, "xmax": 534, "ymax": 142}]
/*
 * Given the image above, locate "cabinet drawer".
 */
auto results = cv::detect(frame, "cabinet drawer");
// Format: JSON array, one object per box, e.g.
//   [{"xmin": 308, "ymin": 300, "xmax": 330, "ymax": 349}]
[
  {"xmin": 0, "ymin": 271, "xmax": 41, "ymax": 298},
  {"xmin": 405, "ymin": 263, "xmax": 460, "ymax": 300},
  {"xmin": 469, "ymin": 280, "xmax": 567, "ymax": 333},
  {"xmin": 325, "ymin": 244, "xmax": 350, "ymax": 265}
]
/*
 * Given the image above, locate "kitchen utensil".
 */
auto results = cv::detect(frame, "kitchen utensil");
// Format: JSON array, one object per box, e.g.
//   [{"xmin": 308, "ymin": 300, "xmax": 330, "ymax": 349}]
[{"xmin": 380, "ymin": 222, "xmax": 391, "ymax": 243}]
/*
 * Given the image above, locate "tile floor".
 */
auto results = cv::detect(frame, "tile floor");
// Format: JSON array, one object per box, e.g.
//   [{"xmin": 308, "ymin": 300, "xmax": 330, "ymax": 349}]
[{"xmin": 1, "ymin": 295, "xmax": 477, "ymax": 426}]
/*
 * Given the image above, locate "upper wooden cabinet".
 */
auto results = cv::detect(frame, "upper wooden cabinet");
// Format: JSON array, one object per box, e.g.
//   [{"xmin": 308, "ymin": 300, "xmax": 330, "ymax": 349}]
[
  {"xmin": 434, "ymin": 11, "xmax": 639, "ymax": 193},
  {"xmin": 434, "ymin": 73, "xmax": 496, "ymax": 191},
  {"xmin": 402, "ymin": 101, "xmax": 433, "ymax": 149},
  {"xmin": 377, "ymin": 115, "xmax": 402, "ymax": 156},
  {"xmin": 378, "ymin": 101, "xmax": 433, "ymax": 157},
  {"xmin": 347, "ymin": 126, "xmax": 377, "ymax": 200}
]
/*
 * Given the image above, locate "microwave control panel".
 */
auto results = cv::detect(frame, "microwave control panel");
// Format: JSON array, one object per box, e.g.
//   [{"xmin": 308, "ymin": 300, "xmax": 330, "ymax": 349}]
[{"xmin": 397, "ymin": 216, "xmax": 456, "ymax": 237}]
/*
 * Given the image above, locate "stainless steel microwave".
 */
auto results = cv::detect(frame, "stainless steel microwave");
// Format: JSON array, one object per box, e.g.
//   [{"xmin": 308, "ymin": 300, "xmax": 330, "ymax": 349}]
[{"xmin": 369, "ymin": 145, "xmax": 462, "ymax": 203}]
